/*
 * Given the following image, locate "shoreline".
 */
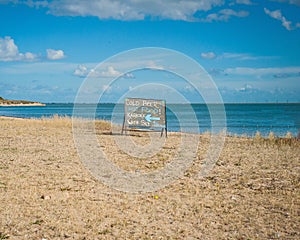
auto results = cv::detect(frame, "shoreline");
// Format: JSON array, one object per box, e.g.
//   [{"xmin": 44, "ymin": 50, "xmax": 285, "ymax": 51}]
[
  {"xmin": 0, "ymin": 115, "xmax": 298, "ymax": 140},
  {"xmin": 0, "ymin": 102, "xmax": 46, "ymax": 107}
]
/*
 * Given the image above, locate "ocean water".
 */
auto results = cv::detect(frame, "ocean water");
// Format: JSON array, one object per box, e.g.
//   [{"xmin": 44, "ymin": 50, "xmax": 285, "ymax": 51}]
[{"xmin": 0, "ymin": 103, "xmax": 299, "ymax": 137}]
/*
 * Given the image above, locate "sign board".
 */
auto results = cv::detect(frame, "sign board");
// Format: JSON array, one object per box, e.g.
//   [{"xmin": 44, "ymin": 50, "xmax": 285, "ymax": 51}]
[{"xmin": 122, "ymin": 98, "xmax": 167, "ymax": 136}]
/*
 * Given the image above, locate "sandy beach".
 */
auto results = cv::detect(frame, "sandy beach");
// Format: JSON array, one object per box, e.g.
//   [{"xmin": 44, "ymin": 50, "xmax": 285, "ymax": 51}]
[
  {"xmin": 0, "ymin": 103, "xmax": 46, "ymax": 107},
  {"xmin": 0, "ymin": 116, "xmax": 299, "ymax": 239}
]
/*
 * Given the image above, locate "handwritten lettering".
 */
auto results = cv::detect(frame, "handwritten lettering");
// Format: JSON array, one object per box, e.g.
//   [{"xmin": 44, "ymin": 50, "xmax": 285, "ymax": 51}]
[{"xmin": 124, "ymin": 98, "xmax": 165, "ymax": 129}]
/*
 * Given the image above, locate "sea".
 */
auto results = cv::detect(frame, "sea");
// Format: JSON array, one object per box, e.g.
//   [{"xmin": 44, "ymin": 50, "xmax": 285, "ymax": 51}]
[{"xmin": 0, "ymin": 103, "xmax": 299, "ymax": 137}]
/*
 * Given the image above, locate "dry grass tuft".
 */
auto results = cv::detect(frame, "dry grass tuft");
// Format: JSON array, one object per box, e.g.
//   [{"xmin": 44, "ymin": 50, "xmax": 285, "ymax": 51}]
[
  {"xmin": 268, "ymin": 131, "xmax": 275, "ymax": 141},
  {"xmin": 285, "ymin": 131, "xmax": 293, "ymax": 139},
  {"xmin": 0, "ymin": 232, "xmax": 10, "ymax": 240},
  {"xmin": 252, "ymin": 130, "xmax": 299, "ymax": 147}
]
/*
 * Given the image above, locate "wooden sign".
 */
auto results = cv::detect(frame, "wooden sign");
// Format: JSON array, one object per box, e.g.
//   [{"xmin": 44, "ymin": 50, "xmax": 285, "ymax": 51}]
[{"xmin": 122, "ymin": 98, "xmax": 167, "ymax": 136}]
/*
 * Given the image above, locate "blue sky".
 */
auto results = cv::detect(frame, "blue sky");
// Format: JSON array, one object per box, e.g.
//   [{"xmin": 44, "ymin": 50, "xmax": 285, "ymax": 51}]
[{"xmin": 0, "ymin": 0, "xmax": 299, "ymax": 103}]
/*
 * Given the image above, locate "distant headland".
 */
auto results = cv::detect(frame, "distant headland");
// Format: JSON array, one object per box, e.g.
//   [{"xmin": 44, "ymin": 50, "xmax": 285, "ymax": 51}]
[{"xmin": 0, "ymin": 96, "xmax": 45, "ymax": 106}]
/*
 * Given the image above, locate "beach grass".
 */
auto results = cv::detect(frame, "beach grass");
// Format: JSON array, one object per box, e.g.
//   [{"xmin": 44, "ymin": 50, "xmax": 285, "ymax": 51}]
[{"xmin": 0, "ymin": 116, "xmax": 299, "ymax": 239}]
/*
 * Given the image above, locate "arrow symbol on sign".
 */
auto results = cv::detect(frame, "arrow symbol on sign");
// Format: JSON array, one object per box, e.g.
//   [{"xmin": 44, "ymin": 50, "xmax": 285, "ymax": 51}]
[{"xmin": 145, "ymin": 114, "xmax": 160, "ymax": 122}]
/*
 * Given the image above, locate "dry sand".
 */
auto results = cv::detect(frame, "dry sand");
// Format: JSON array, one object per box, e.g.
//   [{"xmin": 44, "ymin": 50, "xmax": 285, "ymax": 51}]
[{"xmin": 0, "ymin": 116, "xmax": 299, "ymax": 239}]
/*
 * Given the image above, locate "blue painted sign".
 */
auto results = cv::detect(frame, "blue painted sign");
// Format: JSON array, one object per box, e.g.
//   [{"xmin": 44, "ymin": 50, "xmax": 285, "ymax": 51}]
[{"xmin": 122, "ymin": 98, "xmax": 167, "ymax": 136}]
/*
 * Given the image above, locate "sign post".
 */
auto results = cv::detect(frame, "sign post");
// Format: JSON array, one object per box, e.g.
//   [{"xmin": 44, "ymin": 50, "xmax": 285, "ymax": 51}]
[{"xmin": 122, "ymin": 98, "xmax": 167, "ymax": 137}]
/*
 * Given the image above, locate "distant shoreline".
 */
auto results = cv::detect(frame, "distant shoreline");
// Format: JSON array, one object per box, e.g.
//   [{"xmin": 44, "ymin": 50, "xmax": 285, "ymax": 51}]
[
  {"xmin": 46, "ymin": 102, "xmax": 300, "ymax": 105},
  {"xmin": 0, "ymin": 102, "xmax": 46, "ymax": 107},
  {"xmin": 0, "ymin": 96, "xmax": 45, "ymax": 107}
]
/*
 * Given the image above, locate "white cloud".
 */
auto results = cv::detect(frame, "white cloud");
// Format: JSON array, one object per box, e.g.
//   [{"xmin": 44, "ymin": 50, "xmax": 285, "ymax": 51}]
[
  {"xmin": 229, "ymin": 0, "xmax": 254, "ymax": 5},
  {"xmin": 73, "ymin": 64, "xmax": 89, "ymax": 77},
  {"xmin": 0, "ymin": 0, "xmax": 48, "ymax": 7},
  {"xmin": 123, "ymin": 72, "xmax": 135, "ymax": 79},
  {"xmin": 4, "ymin": 0, "xmax": 256, "ymax": 23},
  {"xmin": 0, "ymin": 36, "xmax": 37, "ymax": 62},
  {"xmin": 95, "ymin": 66, "xmax": 135, "ymax": 78},
  {"xmin": 201, "ymin": 52, "xmax": 216, "ymax": 59},
  {"xmin": 264, "ymin": 7, "xmax": 300, "ymax": 31},
  {"xmin": 22, "ymin": 0, "xmax": 225, "ymax": 21},
  {"xmin": 24, "ymin": 0, "xmax": 48, "ymax": 8},
  {"xmin": 235, "ymin": 0, "xmax": 254, "ymax": 4},
  {"xmin": 0, "ymin": 61, "xmax": 78, "ymax": 75},
  {"xmin": 145, "ymin": 60, "xmax": 165, "ymax": 70},
  {"xmin": 202, "ymin": 52, "xmax": 276, "ymax": 61},
  {"xmin": 23, "ymin": 52, "xmax": 36, "ymax": 60},
  {"xmin": 46, "ymin": 49, "xmax": 65, "ymax": 60},
  {"xmin": 220, "ymin": 52, "xmax": 263, "ymax": 60},
  {"xmin": 270, "ymin": 0, "xmax": 300, "ymax": 6},
  {"xmin": 224, "ymin": 66, "xmax": 300, "ymax": 76},
  {"xmin": 73, "ymin": 65, "xmax": 135, "ymax": 78},
  {"xmin": 97, "ymin": 66, "xmax": 121, "ymax": 77},
  {"xmin": 202, "ymin": 9, "xmax": 249, "ymax": 22},
  {"xmin": 0, "ymin": 37, "xmax": 65, "ymax": 62},
  {"xmin": 263, "ymin": 8, "xmax": 296, "ymax": 30}
]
